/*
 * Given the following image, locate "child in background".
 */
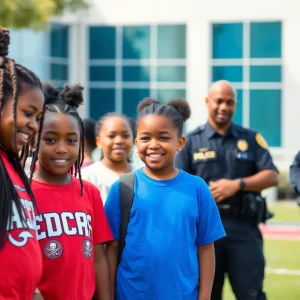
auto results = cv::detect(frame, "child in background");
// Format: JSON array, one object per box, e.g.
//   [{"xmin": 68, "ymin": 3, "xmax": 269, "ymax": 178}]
[
  {"xmin": 82, "ymin": 118, "xmax": 97, "ymax": 168},
  {"xmin": 82, "ymin": 113, "xmax": 133, "ymax": 203},
  {"xmin": 105, "ymin": 98, "xmax": 226, "ymax": 300},
  {"xmin": 31, "ymin": 83, "xmax": 112, "ymax": 300},
  {"xmin": 0, "ymin": 27, "xmax": 45, "ymax": 300}
]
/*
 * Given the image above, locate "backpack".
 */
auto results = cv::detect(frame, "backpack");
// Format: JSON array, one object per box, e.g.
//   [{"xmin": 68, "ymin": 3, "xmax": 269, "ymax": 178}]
[{"xmin": 118, "ymin": 172, "xmax": 135, "ymax": 264}]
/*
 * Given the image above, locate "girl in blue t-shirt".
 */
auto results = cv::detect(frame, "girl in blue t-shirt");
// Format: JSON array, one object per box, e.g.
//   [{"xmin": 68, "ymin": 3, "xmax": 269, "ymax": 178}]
[{"xmin": 105, "ymin": 98, "xmax": 226, "ymax": 300}]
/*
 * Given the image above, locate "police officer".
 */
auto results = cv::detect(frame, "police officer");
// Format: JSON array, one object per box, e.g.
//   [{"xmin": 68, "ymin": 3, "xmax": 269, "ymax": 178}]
[
  {"xmin": 175, "ymin": 80, "xmax": 278, "ymax": 300},
  {"xmin": 289, "ymin": 151, "xmax": 300, "ymax": 205}
]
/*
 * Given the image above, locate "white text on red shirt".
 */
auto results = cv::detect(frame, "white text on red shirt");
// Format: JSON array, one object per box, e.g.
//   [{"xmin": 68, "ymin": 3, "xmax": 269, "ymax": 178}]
[{"xmin": 36, "ymin": 212, "xmax": 92, "ymax": 241}]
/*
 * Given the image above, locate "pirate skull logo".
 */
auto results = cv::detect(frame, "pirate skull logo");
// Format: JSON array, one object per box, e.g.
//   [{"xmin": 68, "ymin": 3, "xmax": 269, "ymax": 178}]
[
  {"xmin": 44, "ymin": 240, "xmax": 63, "ymax": 259},
  {"xmin": 82, "ymin": 239, "xmax": 92, "ymax": 259}
]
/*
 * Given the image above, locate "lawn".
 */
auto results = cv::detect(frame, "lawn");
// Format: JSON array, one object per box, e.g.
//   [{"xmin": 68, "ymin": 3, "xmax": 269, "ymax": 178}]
[
  {"xmin": 222, "ymin": 238, "xmax": 300, "ymax": 299},
  {"xmin": 268, "ymin": 201, "xmax": 300, "ymax": 223}
]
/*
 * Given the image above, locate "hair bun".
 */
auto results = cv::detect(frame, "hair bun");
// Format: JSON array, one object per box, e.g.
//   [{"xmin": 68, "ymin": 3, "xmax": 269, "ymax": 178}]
[
  {"xmin": 0, "ymin": 27, "xmax": 10, "ymax": 57},
  {"xmin": 42, "ymin": 82, "xmax": 60, "ymax": 105},
  {"xmin": 60, "ymin": 84, "xmax": 84, "ymax": 109},
  {"xmin": 167, "ymin": 98, "xmax": 191, "ymax": 122},
  {"xmin": 137, "ymin": 97, "xmax": 161, "ymax": 114}
]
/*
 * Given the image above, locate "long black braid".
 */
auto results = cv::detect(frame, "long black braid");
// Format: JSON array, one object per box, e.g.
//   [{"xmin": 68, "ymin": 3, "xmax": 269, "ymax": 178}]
[
  {"xmin": 0, "ymin": 27, "xmax": 44, "ymax": 248},
  {"xmin": 30, "ymin": 83, "xmax": 85, "ymax": 196}
]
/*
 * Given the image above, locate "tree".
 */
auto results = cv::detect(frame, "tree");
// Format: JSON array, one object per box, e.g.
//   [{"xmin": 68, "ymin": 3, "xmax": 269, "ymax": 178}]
[{"xmin": 0, "ymin": 0, "xmax": 89, "ymax": 30}]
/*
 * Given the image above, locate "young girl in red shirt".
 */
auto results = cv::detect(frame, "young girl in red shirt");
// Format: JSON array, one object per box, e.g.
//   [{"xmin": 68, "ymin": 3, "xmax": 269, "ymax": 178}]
[
  {"xmin": 31, "ymin": 83, "xmax": 112, "ymax": 300},
  {"xmin": 0, "ymin": 27, "xmax": 45, "ymax": 300}
]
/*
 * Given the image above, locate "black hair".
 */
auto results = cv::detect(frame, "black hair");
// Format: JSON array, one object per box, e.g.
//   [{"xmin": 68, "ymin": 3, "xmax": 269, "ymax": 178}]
[
  {"xmin": 95, "ymin": 112, "xmax": 133, "ymax": 160},
  {"xmin": 95, "ymin": 112, "xmax": 132, "ymax": 137},
  {"xmin": 127, "ymin": 117, "xmax": 137, "ymax": 141},
  {"xmin": 30, "ymin": 82, "xmax": 85, "ymax": 195},
  {"xmin": 137, "ymin": 97, "xmax": 191, "ymax": 136},
  {"xmin": 82, "ymin": 118, "xmax": 97, "ymax": 151},
  {"xmin": 0, "ymin": 27, "xmax": 44, "ymax": 248}
]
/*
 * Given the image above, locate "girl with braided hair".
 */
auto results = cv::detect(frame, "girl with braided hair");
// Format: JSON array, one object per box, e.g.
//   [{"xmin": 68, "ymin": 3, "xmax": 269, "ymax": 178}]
[
  {"xmin": 0, "ymin": 27, "xmax": 45, "ymax": 299},
  {"xmin": 105, "ymin": 98, "xmax": 226, "ymax": 300},
  {"xmin": 31, "ymin": 82, "xmax": 112, "ymax": 300}
]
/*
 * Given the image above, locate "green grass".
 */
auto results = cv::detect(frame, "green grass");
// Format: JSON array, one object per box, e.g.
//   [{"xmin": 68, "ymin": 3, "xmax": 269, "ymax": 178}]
[
  {"xmin": 265, "ymin": 240, "xmax": 300, "ymax": 270},
  {"xmin": 224, "ymin": 274, "xmax": 300, "ymax": 300},
  {"xmin": 223, "ymin": 240, "xmax": 300, "ymax": 300},
  {"xmin": 268, "ymin": 201, "xmax": 300, "ymax": 223}
]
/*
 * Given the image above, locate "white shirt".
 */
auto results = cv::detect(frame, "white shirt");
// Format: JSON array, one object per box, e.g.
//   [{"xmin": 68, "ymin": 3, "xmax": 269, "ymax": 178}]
[{"xmin": 81, "ymin": 161, "xmax": 119, "ymax": 204}]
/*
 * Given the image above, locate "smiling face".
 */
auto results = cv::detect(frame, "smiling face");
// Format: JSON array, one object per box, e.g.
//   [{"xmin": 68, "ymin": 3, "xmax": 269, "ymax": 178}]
[
  {"xmin": 206, "ymin": 81, "xmax": 236, "ymax": 130},
  {"xmin": 0, "ymin": 87, "xmax": 44, "ymax": 152},
  {"xmin": 136, "ymin": 114, "xmax": 185, "ymax": 179},
  {"xmin": 96, "ymin": 116, "xmax": 133, "ymax": 164},
  {"xmin": 37, "ymin": 111, "xmax": 81, "ymax": 184}
]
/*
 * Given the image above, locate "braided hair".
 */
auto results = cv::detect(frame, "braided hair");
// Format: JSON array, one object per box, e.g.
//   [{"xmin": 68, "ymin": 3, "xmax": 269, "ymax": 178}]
[
  {"xmin": 82, "ymin": 118, "xmax": 97, "ymax": 152},
  {"xmin": 0, "ymin": 27, "xmax": 44, "ymax": 248},
  {"xmin": 29, "ymin": 83, "xmax": 85, "ymax": 195},
  {"xmin": 137, "ymin": 98, "xmax": 191, "ymax": 136}
]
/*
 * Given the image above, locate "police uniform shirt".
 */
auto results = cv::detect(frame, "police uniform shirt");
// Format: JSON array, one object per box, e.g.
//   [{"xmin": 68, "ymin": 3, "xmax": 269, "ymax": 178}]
[
  {"xmin": 289, "ymin": 151, "xmax": 300, "ymax": 194},
  {"xmin": 175, "ymin": 122, "xmax": 278, "ymax": 205}
]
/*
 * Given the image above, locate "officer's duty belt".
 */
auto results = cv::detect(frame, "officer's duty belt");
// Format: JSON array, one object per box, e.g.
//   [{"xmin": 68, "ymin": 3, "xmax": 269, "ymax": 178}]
[{"xmin": 217, "ymin": 204, "xmax": 240, "ymax": 219}]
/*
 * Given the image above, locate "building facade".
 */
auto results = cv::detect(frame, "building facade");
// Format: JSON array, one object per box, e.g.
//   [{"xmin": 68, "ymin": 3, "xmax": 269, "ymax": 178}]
[{"xmin": 9, "ymin": 0, "xmax": 300, "ymax": 171}]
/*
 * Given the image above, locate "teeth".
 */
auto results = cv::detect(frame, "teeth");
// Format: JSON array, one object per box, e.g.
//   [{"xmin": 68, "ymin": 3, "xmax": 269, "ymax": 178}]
[
  {"xmin": 54, "ymin": 160, "xmax": 67, "ymax": 163},
  {"xmin": 149, "ymin": 154, "xmax": 161, "ymax": 157},
  {"xmin": 18, "ymin": 133, "xmax": 29, "ymax": 140}
]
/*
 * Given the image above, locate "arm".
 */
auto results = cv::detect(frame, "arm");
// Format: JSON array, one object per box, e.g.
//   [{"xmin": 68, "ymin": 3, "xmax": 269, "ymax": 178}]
[
  {"xmin": 32, "ymin": 289, "xmax": 43, "ymax": 300},
  {"xmin": 104, "ymin": 182, "xmax": 122, "ymax": 300},
  {"xmin": 209, "ymin": 169, "xmax": 278, "ymax": 202},
  {"xmin": 241, "ymin": 169, "xmax": 278, "ymax": 192},
  {"xmin": 249, "ymin": 132, "xmax": 278, "ymax": 191},
  {"xmin": 94, "ymin": 243, "xmax": 111, "ymax": 300},
  {"xmin": 198, "ymin": 243, "xmax": 215, "ymax": 300},
  {"xmin": 196, "ymin": 181, "xmax": 226, "ymax": 299},
  {"xmin": 105, "ymin": 241, "xmax": 119, "ymax": 299},
  {"xmin": 210, "ymin": 132, "xmax": 278, "ymax": 202},
  {"xmin": 290, "ymin": 151, "xmax": 300, "ymax": 193},
  {"xmin": 238, "ymin": 133, "xmax": 278, "ymax": 191},
  {"xmin": 90, "ymin": 182, "xmax": 114, "ymax": 300}
]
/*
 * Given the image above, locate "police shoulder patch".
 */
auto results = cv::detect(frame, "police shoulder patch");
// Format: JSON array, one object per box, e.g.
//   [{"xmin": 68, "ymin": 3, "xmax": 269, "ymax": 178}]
[{"xmin": 255, "ymin": 133, "xmax": 269, "ymax": 149}]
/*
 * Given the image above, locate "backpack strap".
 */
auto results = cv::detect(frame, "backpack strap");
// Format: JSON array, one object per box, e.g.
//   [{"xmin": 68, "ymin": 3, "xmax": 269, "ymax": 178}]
[{"xmin": 118, "ymin": 172, "xmax": 135, "ymax": 264}]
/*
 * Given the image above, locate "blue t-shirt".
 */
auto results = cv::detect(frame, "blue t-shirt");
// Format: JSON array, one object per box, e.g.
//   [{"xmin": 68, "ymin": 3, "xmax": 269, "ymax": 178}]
[{"xmin": 105, "ymin": 169, "xmax": 226, "ymax": 300}]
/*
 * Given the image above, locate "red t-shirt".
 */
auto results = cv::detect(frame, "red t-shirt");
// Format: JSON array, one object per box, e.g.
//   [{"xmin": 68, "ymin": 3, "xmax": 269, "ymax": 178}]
[
  {"xmin": 0, "ymin": 150, "xmax": 42, "ymax": 300},
  {"xmin": 32, "ymin": 177, "xmax": 113, "ymax": 300}
]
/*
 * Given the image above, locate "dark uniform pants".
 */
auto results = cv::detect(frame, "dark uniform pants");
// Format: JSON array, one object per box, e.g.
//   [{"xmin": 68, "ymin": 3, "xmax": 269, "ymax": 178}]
[{"xmin": 211, "ymin": 218, "xmax": 267, "ymax": 300}]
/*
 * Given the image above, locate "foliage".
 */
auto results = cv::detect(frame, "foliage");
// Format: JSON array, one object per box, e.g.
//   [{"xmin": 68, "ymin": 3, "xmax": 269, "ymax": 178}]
[{"xmin": 0, "ymin": 0, "xmax": 89, "ymax": 30}]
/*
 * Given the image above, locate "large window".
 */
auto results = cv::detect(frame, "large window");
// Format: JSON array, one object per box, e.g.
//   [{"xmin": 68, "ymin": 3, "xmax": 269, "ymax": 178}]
[
  {"xmin": 88, "ymin": 24, "xmax": 187, "ymax": 120},
  {"xmin": 211, "ymin": 21, "xmax": 282, "ymax": 147},
  {"xmin": 9, "ymin": 23, "xmax": 69, "ymax": 88},
  {"xmin": 50, "ymin": 24, "xmax": 69, "ymax": 88}
]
